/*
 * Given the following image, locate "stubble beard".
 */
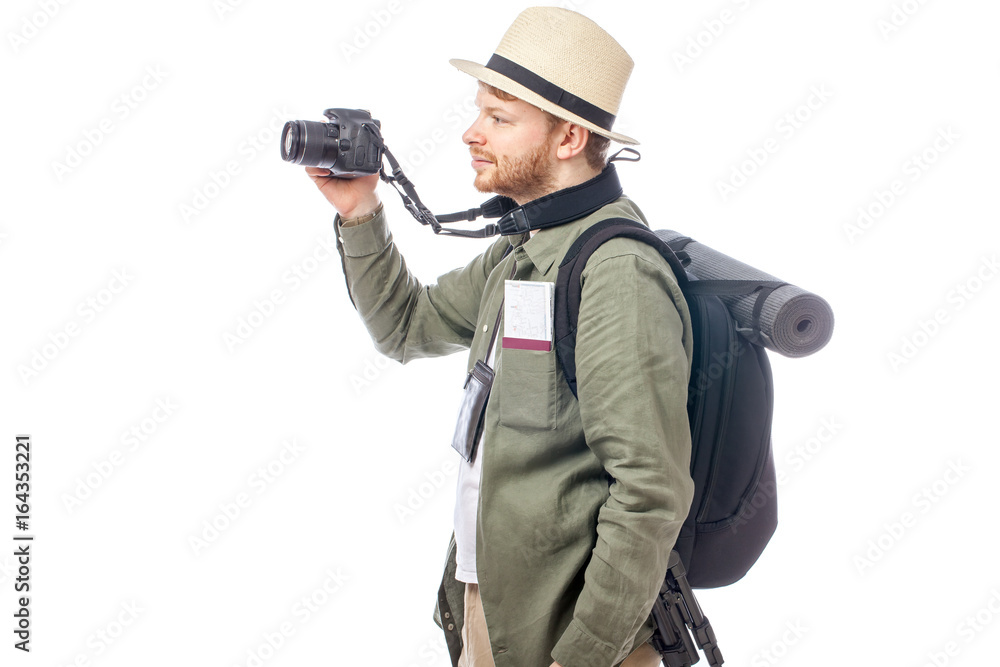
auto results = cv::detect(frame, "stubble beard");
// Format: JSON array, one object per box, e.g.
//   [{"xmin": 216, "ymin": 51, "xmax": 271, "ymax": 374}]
[{"xmin": 472, "ymin": 138, "xmax": 559, "ymax": 203}]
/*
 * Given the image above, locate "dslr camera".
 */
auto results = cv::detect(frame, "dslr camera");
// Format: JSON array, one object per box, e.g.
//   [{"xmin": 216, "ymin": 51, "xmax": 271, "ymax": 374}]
[{"xmin": 280, "ymin": 108, "xmax": 384, "ymax": 178}]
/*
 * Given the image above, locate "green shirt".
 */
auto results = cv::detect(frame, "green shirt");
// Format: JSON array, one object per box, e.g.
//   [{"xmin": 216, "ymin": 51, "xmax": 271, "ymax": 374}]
[{"xmin": 335, "ymin": 195, "xmax": 694, "ymax": 667}]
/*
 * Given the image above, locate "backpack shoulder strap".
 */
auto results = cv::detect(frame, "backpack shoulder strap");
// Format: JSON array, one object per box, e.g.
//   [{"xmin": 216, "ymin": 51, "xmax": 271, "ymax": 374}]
[{"xmin": 554, "ymin": 218, "xmax": 688, "ymax": 399}]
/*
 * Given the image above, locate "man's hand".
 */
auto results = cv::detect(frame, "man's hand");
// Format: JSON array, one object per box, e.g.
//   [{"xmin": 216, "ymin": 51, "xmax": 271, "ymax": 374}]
[
  {"xmin": 549, "ymin": 662, "xmax": 563, "ymax": 667},
  {"xmin": 305, "ymin": 167, "xmax": 381, "ymax": 220}
]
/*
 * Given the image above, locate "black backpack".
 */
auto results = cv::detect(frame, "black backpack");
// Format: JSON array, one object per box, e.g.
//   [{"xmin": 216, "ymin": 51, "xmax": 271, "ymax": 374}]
[{"xmin": 554, "ymin": 218, "xmax": 781, "ymax": 590}]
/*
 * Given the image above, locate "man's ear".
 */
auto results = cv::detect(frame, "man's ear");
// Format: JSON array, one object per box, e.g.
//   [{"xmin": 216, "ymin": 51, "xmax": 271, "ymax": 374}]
[{"xmin": 555, "ymin": 123, "xmax": 590, "ymax": 161}]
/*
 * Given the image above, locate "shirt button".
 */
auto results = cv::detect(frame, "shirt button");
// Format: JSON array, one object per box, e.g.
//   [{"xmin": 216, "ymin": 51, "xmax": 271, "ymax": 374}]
[
  {"xmin": 444, "ymin": 612, "xmax": 450, "ymax": 619},
  {"xmin": 482, "ymin": 324, "xmax": 488, "ymax": 332},
  {"xmin": 447, "ymin": 623, "xmax": 455, "ymax": 631}
]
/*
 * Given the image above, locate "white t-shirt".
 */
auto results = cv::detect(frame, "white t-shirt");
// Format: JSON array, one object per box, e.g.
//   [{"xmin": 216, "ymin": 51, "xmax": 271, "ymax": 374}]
[
  {"xmin": 454, "ymin": 343, "xmax": 501, "ymax": 585},
  {"xmin": 453, "ymin": 428, "xmax": 484, "ymax": 584}
]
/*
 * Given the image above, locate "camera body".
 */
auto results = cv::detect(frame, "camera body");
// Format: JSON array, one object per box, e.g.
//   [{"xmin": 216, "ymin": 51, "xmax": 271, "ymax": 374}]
[{"xmin": 280, "ymin": 108, "xmax": 383, "ymax": 178}]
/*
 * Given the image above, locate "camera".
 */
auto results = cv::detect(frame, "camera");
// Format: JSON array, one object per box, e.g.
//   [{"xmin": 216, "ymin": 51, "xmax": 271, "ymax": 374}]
[{"xmin": 279, "ymin": 108, "xmax": 384, "ymax": 178}]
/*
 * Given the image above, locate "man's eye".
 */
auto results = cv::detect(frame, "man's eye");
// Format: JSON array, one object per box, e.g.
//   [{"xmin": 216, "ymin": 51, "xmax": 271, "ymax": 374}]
[{"xmin": 492, "ymin": 116, "xmax": 507, "ymax": 125}]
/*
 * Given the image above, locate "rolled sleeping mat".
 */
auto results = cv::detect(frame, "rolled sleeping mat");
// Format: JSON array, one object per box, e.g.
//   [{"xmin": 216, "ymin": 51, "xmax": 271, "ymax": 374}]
[{"xmin": 654, "ymin": 229, "xmax": 834, "ymax": 358}]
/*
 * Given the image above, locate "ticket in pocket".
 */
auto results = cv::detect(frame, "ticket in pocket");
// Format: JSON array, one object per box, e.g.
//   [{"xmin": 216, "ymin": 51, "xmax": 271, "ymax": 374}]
[{"xmin": 502, "ymin": 280, "xmax": 554, "ymax": 351}]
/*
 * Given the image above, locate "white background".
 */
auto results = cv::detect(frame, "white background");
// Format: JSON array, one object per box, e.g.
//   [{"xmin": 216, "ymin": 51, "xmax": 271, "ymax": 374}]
[{"xmin": 2, "ymin": 0, "xmax": 999, "ymax": 665}]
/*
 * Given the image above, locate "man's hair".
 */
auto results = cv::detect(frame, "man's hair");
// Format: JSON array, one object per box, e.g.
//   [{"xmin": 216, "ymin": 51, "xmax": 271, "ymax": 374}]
[{"xmin": 479, "ymin": 82, "xmax": 611, "ymax": 172}]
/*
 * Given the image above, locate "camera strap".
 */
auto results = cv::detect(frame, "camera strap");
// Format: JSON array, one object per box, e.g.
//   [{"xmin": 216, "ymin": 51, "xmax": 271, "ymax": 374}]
[
  {"xmin": 451, "ymin": 253, "xmax": 516, "ymax": 462},
  {"xmin": 374, "ymin": 135, "xmax": 502, "ymax": 238},
  {"xmin": 367, "ymin": 121, "xmax": 640, "ymax": 239}
]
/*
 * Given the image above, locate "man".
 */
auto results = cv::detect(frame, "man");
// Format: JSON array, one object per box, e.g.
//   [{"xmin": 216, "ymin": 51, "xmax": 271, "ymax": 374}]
[{"xmin": 308, "ymin": 8, "xmax": 694, "ymax": 667}]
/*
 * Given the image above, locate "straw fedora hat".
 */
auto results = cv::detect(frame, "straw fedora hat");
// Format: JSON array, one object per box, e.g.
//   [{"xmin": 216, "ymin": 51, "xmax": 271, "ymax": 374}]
[{"xmin": 450, "ymin": 6, "xmax": 638, "ymax": 146}]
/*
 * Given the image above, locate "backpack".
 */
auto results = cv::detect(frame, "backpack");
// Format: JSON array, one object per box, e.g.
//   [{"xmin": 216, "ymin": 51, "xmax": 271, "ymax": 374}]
[{"xmin": 554, "ymin": 218, "xmax": 781, "ymax": 590}]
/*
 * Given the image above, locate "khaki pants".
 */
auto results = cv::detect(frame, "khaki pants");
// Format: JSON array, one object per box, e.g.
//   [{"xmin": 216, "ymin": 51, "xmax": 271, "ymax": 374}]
[{"xmin": 458, "ymin": 583, "xmax": 662, "ymax": 667}]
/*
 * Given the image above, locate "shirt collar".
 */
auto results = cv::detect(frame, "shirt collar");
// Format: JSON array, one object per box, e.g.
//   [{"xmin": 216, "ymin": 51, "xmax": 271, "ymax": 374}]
[{"xmin": 517, "ymin": 198, "xmax": 634, "ymax": 278}]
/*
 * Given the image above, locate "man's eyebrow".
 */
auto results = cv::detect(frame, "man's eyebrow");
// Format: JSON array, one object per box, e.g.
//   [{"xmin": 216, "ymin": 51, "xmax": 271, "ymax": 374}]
[{"xmin": 482, "ymin": 105, "xmax": 514, "ymax": 116}]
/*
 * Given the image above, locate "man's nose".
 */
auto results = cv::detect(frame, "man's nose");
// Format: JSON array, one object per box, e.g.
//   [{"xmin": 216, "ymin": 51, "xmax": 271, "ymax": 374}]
[{"xmin": 463, "ymin": 116, "xmax": 485, "ymax": 146}]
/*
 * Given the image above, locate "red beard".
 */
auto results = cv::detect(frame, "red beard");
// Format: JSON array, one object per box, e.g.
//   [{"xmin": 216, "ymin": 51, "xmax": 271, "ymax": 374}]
[{"xmin": 471, "ymin": 139, "xmax": 558, "ymax": 203}]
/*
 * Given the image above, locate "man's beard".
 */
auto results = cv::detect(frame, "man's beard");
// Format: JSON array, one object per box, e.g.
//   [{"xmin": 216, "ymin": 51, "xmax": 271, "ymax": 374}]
[{"xmin": 472, "ymin": 139, "xmax": 558, "ymax": 203}]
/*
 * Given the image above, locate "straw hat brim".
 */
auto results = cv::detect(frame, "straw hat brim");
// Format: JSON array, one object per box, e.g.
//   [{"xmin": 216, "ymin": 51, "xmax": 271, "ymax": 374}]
[{"xmin": 449, "ymin": 58, "xmax": 639, "ymax": 146}]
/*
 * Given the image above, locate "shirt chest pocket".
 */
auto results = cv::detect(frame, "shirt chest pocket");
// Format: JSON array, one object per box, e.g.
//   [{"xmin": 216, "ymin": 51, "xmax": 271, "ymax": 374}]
[{"xmin": 496, "ymin": 346, "xmax": 559, "ymax": 430}]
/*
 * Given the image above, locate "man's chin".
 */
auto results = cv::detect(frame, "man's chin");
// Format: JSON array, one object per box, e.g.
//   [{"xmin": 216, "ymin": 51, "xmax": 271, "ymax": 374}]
[{"xmin": 473, "ymin": 173, "xmax": 496, "ymax": 195}]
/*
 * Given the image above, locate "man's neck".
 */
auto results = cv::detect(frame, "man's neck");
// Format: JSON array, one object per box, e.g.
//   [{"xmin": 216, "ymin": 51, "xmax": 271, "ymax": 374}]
[
  {"xmin": 520, "ymin": 163, "xmax": 617, "ymax": 238},
  {"xmin": 511, "ymin": 164, "xmax": 602, "ymax": 207}
]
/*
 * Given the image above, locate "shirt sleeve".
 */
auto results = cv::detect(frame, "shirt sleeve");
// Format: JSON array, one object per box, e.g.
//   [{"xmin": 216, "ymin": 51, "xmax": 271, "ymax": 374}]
[
  {"xmin": 550, "ymin": 244, "xmax": 695, "ymax": 667},
  {"xmin": 334, "ymin": 207, "xmax": 509, "ymax": 363}
]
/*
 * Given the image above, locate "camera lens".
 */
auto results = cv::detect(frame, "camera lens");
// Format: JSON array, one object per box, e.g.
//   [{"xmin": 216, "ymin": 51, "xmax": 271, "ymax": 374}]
[
  {"xmin": 279, "ymin": 120, "xmax": 341, "ymax": 168},
  {"xmin": 280, "ymin": 121, "xmax": 301, "ymax": 162}
]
